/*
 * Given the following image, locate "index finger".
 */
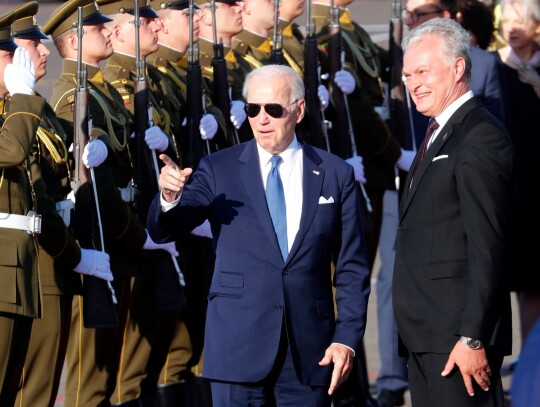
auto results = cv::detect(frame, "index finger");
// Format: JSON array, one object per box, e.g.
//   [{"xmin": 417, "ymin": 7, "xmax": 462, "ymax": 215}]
[{"xmin": 159, "ymin": 154, "xmax": 177, "ymax": 169}]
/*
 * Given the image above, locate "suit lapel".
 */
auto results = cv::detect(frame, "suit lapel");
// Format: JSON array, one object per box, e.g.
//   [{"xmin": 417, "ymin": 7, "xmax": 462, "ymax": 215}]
[
  {"xmin": 287, "ymin": 144, "xmax": 324, "ymax": 263},
  {"xmin": 238, "ymin": 140, "xmax": 283, "ymax": 257},
  {"xmin": 401, "ymin": 97, "xmax": 480, "ymax": 218}
]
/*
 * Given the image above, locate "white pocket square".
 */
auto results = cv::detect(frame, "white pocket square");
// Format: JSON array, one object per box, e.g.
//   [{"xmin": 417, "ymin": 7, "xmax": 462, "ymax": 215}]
[
  {"xmin": 432, "ymin": 155, "xmax": 448, "ymax": 162},
  {"xmin": 318, "ymin": 196, "xmax": 334, "ymax": 204}
]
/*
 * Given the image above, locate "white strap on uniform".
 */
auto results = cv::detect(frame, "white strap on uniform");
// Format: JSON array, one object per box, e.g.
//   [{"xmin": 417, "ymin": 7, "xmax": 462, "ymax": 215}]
[{"xmin": 0, "ymin": 211, "xmax": 42, "ymax": 234}]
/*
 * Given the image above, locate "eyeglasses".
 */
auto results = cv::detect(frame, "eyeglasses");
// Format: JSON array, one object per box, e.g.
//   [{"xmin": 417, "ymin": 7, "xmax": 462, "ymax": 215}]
[
  {"xmin": 401, "ymin": 7, "xmax": 443, "ymax": 22},
  {"xmin": 244, "ymin": 100, "xmax": 298, "ymax": 118}
]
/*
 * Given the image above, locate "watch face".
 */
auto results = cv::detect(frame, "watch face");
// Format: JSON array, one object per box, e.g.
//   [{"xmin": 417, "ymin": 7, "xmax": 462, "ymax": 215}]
[{"xmin": 469, "ymin": 339, "xmax": 482, "ymax": 350}]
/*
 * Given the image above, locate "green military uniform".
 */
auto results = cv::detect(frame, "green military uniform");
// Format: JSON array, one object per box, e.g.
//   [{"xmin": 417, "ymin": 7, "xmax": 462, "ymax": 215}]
[
  {"xmin": 0, "ymin": 10, "xmax": 46, "ymax": 406},
  {"xmin": 232, "ymin": 29, "xmax": 272, "ymax": 69},
  {"xmin": 145, "ymin": 33, "xmax": 208, "ymax": 407},
  {"xmin": 96, "ymin": 1, "xmax": 196, "ymax": 404},
  {"xmin": 103, "ymin": 49, "xmax": 186, "ymax": 407},
  {"xmin": 43, "ymin": 1, "xmax": 150, "ymax": 404},
  {"xmin": 51, "ymin": 58, "xmax": 146, "ymax": 407},
  {"xmin": 271, "ymin": 19, "xmax": 305, "ymax": 74},
  {"xmin": 313, "ymin": 4, "xmax": 402, "ymax": 406},
  {"xmin": 313, "ymin": 3, "xmax": 401, "ymax": 266},
  {"xmin": 10, "ymin": 4, "xmax": 84, "ymax": 405},
  {"xmin": 197, "ymin": 36, "xmax": 254, "ymax": 143}
]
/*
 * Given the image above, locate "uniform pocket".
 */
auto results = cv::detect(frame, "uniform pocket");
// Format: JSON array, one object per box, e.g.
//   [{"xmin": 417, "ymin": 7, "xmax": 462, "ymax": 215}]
[{"xmin": 0, "ymin": 239, "xmax": 18, "ymax": 303}]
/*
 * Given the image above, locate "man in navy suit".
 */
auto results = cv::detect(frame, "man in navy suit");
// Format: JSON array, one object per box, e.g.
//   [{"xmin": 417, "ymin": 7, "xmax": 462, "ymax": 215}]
[
  {"xmin": 394, "ymin": 18, "xmax": 512, "ymax": 407},
  {"xmin": 147, "ymin": 64, "xmax": 371, "ymax": 406}
]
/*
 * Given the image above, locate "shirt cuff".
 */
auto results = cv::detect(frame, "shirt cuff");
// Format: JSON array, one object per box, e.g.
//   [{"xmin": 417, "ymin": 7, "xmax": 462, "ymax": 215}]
[{"xmin": 160, "ymin": 191, "xmax": 181, "ymax": 212}]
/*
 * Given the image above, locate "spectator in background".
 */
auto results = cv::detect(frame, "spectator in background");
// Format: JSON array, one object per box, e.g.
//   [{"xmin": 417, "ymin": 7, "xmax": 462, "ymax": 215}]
[
  {"xmin": 495, "ymin": 0, "xmax": 540, "ymax": 347},
  {"xmin": 457, "ymin": 0, "xmax": 496, "ymax": 50}
]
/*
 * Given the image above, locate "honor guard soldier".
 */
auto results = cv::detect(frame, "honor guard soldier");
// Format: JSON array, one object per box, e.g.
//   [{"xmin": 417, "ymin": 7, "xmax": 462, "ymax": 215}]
[
  {"xmin": 147, "ymin": 1, "xmax": 219, "ymax": 404},
  {"xmin": 147, "ymin": 0, "xmax": 228, "ymax": 155},
  {"xmin": 96, "ymin": 0, "xmax": 194, "ymax": 404},
  {"xmin": 231, "ymin": 0, "xmax": 274, "ymax": 70},
  {"xmin": 312, "ymin": 0, "xmax": 416, "ymax": 405},
  {"xmin": 10, "ymin": 3, "xmax": 112, "ymax": 406},
  {"xmin": 195, "ymin": 0, "xmax": 253, "ymax": 142},
  {"xmin": 0, "ymin": 10, "xmax": 46, "ymax": 407},
  {"xmin": 43, "ymin": 0, "xmax": 177, "ymax": 405}
]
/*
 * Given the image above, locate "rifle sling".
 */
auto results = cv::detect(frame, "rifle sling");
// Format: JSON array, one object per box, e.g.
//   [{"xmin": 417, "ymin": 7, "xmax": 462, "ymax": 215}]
[{"xmin": 341, "ymin": 30, "xmax": 379, "ymax": 79}]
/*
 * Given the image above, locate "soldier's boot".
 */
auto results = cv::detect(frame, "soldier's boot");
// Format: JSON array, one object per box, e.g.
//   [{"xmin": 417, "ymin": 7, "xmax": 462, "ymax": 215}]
[{"xmin": 156, "ymin": 382, "xmax": 186, "ymax": 406}]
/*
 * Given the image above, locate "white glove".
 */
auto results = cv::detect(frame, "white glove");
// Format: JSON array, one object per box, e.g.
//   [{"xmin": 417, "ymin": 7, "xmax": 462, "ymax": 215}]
[
  {"xmin": 230, "ymin": 100, "xmax": 247, "ymax": 129},
  {"xmin": 334, "ymin": 69, "xmax": 356, "ymax": 95},
  {"xmin": 145, "ymin": 125, "xmax": 169, "ymax": 152},
  {"xmin": 199, "ymin": 114, "xmax": 218, "ymax": 140},
  {"xmin": 345, "ymin": 156, "xmax": 367, "ymax": 183},
  {"xmin": 143, "ymin": 229, "xmax": 179, "ymax": 257},
  {"xmin": 5, "ymin": 47, "xmax": 36, "ymax": 96},
  {"xmin": 190, "ymin": 219, "xmax": 213, "ymax": 239},
  {"xmin": 74, "ymin": 249, "xmax": 113, "ymax": 282},
  {"xmin": 82, "ymin": 139, "xmax": 108, "ymax": 168},
  {"xmin": 318, "ymin": 85, "xmax": 329, "ymax": 110},
  {"xmin": 396, "ymin": 148, "xmax": 416, "ymax": 172}
]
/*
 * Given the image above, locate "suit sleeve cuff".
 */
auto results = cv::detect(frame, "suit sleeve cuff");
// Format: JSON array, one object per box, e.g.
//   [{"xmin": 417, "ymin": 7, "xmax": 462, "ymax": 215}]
[{"xmin": 333, "ymin": 342, "xmax": 356, "ymax": 357}]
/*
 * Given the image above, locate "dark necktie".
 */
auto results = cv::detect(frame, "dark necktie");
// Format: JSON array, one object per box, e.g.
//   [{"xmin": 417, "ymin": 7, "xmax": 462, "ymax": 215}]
[
  {"xmin": 410, "ymin": 117, "xmax": 439, "ymax": 182},
  {"xmin": 266, "ymin": 155, "xmax": 288, "ymax": 261}
]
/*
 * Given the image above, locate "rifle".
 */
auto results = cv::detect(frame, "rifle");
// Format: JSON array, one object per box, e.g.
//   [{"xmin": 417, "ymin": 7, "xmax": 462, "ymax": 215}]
[
  {"xmin": 72, "ymin": 7, "xmax": 118, "ymax": 328},
  {"xmin": 327, "ymin": 0, "xmax": 372, "ymax": 212},
  {"xmin": 388, "ymin": 0, "xmax": 414, "ymax": 195},
  {"xmin": 302, "ymin": 0, "xmax": 330, "ymax": 150},
  {"xmin": 270, "ymin": 0, "xmax": 284, "ymax": 64},
  {"xmin": 185, "ymin": 0, "xmax": 206, "ymax": 168},
  {"xmin": 209, "ymin": 0, "xmax": 239, "ymax": 146},
  {"xmin": 133, "ymin": 0, "xmax": 186, "ymax": 310}
]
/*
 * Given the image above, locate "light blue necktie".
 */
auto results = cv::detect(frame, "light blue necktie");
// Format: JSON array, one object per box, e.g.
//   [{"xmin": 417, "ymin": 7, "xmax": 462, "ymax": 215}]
[{"xmin": 266, "ymin": 155, "xmax": 288, "ymax": 261}]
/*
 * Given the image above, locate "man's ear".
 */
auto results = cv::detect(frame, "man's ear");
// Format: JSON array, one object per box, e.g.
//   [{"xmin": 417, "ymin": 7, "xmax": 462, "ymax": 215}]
[
  {"xmin": 157, "ymin": 17, "xmax": 168, "ymax": 34},
  {"xmin": 296, "ymin": 99, "xmax": 306, "ymax": 123},
  {"xmin": 454, "ymin": 56, "xmax": 466, "ymax": 81},
  {"xmin": 107, "ymin": 22, "xmax": 124, "ymax": 42},
  {"xmin": 65, "ymin": 31, "xmax": 78, "ymax": 51}
]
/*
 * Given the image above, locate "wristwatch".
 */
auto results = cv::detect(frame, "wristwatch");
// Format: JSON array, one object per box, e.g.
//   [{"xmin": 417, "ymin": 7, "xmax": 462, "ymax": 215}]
[{"xmin": 459, "ymin": 336, "xmax": 484, "ymax": 350}]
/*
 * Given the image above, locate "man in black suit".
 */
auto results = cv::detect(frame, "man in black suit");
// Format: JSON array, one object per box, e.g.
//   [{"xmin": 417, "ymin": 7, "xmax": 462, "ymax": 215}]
[{"xmin": 393, "ymin": 18, "xmax": 513, "ymax": 407}]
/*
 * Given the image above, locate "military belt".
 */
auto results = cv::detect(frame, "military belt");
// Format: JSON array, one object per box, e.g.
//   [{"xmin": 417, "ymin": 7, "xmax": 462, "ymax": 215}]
[{"xmin": 0, "ymin": 211, "xmax": 42, "ymax": 234}]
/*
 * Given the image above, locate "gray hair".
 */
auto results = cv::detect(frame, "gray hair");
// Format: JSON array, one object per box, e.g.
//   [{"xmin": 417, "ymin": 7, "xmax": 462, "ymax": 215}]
[
  {"xmin": 242, "ymin": 64, "xmax": 305, "ymax": 102},
  {"xmin": 402, "ymin": 18, "xmax": 472, "ymax": 83},
  {"xmin": 501, "ymin": 0, "xmax": 540, "ymax": 44}
]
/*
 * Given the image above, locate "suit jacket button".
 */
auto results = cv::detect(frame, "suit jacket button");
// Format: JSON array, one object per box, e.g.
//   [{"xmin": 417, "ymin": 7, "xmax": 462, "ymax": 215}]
[
  {"xmin": 275, "ymin": 304, "xmax": 283, "ymax": 311},
  {"xmin": 398, "ymin": 224, "xmax": 406, "ymax": 231},
  {"xmin": 283, "ymin": 270, "xmax": 288, "ymax": 276}
]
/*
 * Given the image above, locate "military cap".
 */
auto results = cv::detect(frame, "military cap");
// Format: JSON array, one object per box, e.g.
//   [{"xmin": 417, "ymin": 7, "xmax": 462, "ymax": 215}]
[
  {"xmin": 97, "ymin": 0, "xmax": 159, "ymax": 18},
  {"xmin": 11, "ymin": 2, "xmax": 48, "ymax": 40},
  {"xmin": 0, "ymin": 10, "xmax": 17, "ymax": 52},
  {"xmin": 41, "ymin": 0, "xmax": 113, "ymax": 39},
  {"xmin": 149, "ymin": 0, "xmax": 198, "ymax": 11}
]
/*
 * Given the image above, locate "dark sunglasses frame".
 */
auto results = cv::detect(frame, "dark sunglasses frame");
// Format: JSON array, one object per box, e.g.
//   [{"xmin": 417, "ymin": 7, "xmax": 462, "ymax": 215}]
[{"xmin": 244, "ymin": 99, "xmax": 299, "ymax": 119}]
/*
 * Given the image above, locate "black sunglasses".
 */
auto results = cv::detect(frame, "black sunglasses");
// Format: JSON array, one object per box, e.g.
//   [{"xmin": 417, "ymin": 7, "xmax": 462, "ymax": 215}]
[{"xmin": 244, "ymin": 99, "xmax": 299, "ymax": 119}]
